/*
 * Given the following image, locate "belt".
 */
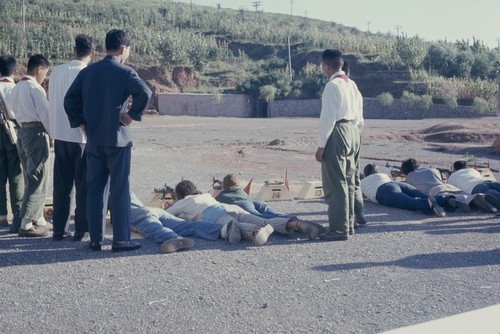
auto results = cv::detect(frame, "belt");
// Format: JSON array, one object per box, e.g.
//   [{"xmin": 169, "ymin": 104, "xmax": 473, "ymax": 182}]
[
  {"xmin": 336, "ymin": 119, "xmax": 352, "ymax": 124},
  {"xmin": 21, "ymin": 121, "xmax": 43, "ymax": 128}
]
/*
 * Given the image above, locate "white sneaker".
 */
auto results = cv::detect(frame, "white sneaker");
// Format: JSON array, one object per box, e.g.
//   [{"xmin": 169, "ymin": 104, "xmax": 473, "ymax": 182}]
[
  {"xmin": 161, "ymin": 238, "xmax": 195, "ymax": 253},
  {"xmin": 253, "ymin": 224, "xmax": 273, "ymax": 246}
]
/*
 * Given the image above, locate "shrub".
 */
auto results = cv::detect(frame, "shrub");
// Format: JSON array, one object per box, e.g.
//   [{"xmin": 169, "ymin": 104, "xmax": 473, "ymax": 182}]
[
  {"xmin": 377, "ymin": 92, "xmax": 394, "ymax": 107},
  {"xmin": 472, "ymin": 97, "xmax": 490, "ymax": 113},
  {"xmin": 401, "ymin": 91, "xmax": 433, "ymax": 110},
  {"xmin": 259, "ymin": 85, "xmax": 277, "ymax": 102},
  {"xmin": 443, "ymin": 96, "xmax": 458, "ymax": 110}
]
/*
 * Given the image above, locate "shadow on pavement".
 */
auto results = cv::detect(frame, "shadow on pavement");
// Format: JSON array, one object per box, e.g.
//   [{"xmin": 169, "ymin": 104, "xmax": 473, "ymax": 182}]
[{"xmin": 312, "ymin": 248, "xmax": 500, "ymax": 271}]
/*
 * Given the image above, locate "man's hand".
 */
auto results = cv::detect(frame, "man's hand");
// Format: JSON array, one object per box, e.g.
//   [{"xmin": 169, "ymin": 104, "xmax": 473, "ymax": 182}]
[
  {"xmin": 120, "ymin": 113, "xmax": 133, "ymax": 126},
  {"xmin": 315, "ymin": 147, "xmax": 324, "ymax": 162}
]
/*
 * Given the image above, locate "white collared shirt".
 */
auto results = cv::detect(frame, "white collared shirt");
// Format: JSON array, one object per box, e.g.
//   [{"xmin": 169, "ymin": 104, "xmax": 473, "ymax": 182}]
[
  {"xmin": 11, "ymin": 75, "xmax": 50, "ymax": 133},
  {"xmin": 49, "ymin": 60, "xmax": 87, "ymax": 143},
  {"xmin": 0, "ymin": 76, "xmax": 17, "ymax": 120},
  {"xmin": 317, "ymin": 70, "xmax": 364, "ymax": 148},
  {"xmin": 360, "ymin": 173, "xmax": 392, "ymax": 203},
  {"xmin": 447, "ymin": 168, "xmax": 484, "ymax": 194}
]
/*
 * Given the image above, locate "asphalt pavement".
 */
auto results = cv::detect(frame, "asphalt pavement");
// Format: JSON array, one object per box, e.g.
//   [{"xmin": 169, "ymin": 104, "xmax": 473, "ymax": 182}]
[{"xmin": 1, "ymin": 116, "xmax": 499, "ymax": 334}]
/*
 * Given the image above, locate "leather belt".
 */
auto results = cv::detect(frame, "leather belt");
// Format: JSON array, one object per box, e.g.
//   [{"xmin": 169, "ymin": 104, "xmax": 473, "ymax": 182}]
[
  {"xmin": 21, "ymin": 121, "xmax": 43, "ymax": 128},
  {"xmin": 336, "ymin": 119, "xmax": 352, "ymax": 123}
]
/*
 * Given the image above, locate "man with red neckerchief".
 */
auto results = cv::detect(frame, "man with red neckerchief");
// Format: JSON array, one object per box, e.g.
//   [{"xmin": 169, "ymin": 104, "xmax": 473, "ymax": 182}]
[{"xmin": 315, "ymin": 49, "xmax": 363, "ymax": 241}]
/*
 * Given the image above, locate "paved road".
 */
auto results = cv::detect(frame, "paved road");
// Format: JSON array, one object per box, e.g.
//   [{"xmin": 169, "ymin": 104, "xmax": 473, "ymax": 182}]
[{"xmin": 1, "ymin": 116, "xmax": 499, "ymax": 334}]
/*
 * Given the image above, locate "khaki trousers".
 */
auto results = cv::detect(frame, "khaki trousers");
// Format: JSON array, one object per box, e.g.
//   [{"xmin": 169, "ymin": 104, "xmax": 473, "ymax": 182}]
[{"xmin": 321, "ymin": 122, "xmax": 359, "ymax": 233}]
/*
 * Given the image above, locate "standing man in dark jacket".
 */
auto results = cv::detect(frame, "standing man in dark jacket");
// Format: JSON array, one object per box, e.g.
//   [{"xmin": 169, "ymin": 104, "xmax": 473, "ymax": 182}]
[{"xmin": 64, "ymin": 29, "xmax": 152, "ymax": 252}]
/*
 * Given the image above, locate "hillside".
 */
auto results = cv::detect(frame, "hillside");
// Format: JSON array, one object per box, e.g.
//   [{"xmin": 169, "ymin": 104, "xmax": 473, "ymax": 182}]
[{"xmin": 0, "ymin": 0, "xmax": 498, "ymax": 111}]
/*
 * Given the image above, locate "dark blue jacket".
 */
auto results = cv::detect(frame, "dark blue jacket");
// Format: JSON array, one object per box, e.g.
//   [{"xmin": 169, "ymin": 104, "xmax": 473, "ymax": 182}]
[{"xmin": 64, "ymin": 55, "xmax": 152, "ymax": 147}]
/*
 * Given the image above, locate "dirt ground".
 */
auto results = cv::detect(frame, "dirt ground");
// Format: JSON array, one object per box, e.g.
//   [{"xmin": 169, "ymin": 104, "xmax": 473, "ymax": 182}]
[{"xmin": 128, "ymin": 115, "xmax": 500, "ymax": 201}]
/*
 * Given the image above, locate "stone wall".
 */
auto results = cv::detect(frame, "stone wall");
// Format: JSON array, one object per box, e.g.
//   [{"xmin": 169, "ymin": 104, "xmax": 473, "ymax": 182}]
[{"xmin": 271, "ymin": 98, "xmax": 495, "ymax": 119}]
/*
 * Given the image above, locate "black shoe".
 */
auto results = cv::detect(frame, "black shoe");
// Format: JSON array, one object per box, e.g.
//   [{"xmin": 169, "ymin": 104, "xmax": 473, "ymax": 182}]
[
  {"xmin": 447, "ymin": 197, "xmax": 471, "ymax": 213},
  {"xmin": 428, "ymin": 196, "xmax": 446, "ymax": 217},
  {"xmin": 319, "ymin": 231, "xmax": 349, "ymax": 241},
  {"xmin": 355, "ymin": 214, "xmax": 367, "ymax": 227},
  {"xmin": 484, "ymin": 194, "xmax": 500, "ymax": 211},
  {"xmin": 53, "ymin": 231, "xmax": 73, "ymax": 241},
  {"xmin": 73, "ymin": 232, "xmax": 86, "ymax": 242},
  {"xmin": 472, "ymin": 194, "xmax": 497, "ymax": 213},
  {"xmin": 111, "ymin": 240, "xmax": 141, "ymax": 253},
  {"xmin": 349, "ymin": 228, "xmax": 355, "ymax": 236},
  {"xmin": 89, "ymin": 241, "xmax": 102, "ymax": 251}
]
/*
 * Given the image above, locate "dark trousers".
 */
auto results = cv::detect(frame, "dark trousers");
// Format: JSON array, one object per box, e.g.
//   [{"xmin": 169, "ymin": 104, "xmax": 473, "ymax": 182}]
[
  {"xmin": 86, "ymin": 143, "xmax": 131, "ymax": 243},
  {"xmin": 472, "ymin": 181, "xmax": 500, "ymax": 199},
  {"xmin": 52, "ymin": 140, "xmax": 88, "ymax": 235},
  {"xmin": 376, "ymin": 182, "xmax": 448, "ymax": 214},
  {"xmin": 0, "ymin": 126, "xmax": 23, "ymax": 216}
]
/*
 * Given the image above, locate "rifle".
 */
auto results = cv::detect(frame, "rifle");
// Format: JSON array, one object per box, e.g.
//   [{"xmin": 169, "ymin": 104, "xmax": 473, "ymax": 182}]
[
  {"xmin": 212, "ymin": 176, "xmax": 222, "ymax": 189},
  {"xmin": 385, "ymin": 162, "xmax": 405, "ymax": 179},
  {"xmin": 153, "ymin": 183, "xmax": 175, "ymax": 200},
  {"xmin": 0, "ymin": 91, "xmax": 17, "ymax": 145}
]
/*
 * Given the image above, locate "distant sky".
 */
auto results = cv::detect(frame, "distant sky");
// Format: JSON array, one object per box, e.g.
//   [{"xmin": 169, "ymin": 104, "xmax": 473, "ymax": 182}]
[{"xmin": 177, "ymin": 0, "xmax": 500, "ymax": 48}]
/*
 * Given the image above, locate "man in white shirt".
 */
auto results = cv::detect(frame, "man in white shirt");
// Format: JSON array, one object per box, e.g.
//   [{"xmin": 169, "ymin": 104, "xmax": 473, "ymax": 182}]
[
  {"xmin": 49, "ymin": 34, "xmax": 95, "ymax": 241},
  {"xmin": 0, "ymin": 55, "xmax": 23, "ymax": 232},
  {"xmin": 315, "ymin": 49, "xmax": 363, "ymax": 241},
  {"xmin": 11, "ymin": 55, "xmax": 51, "ymax": 237},
  {"xmin": 448, "ymin": 160, "xmax": 500, "ymax": 206},
  {"xmin": 360, "ymin": 163, "xmax": 446, "ymax": 216}
]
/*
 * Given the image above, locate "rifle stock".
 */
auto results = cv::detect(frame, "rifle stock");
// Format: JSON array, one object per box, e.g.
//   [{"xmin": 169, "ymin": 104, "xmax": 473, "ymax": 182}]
[{"xmin": 0, "ymin": 92, "xmax": 16, "ymax": 145}]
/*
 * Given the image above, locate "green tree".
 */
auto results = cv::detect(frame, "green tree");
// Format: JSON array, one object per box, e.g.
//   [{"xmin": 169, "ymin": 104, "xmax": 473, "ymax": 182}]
[
  {"xmin": 395, "ymin": 35, "xmax": 428, "ymax": 69},
  {"xmin": 424, "ymin": 43, "xmax": 455, "ymax": 76},
  {"xmin": 471, "ymin": 53, "xmax": 494, "ymax": 80},
  {"xmin": 296, "ymin": 63, "xmax": 327, "ymax": 98}
]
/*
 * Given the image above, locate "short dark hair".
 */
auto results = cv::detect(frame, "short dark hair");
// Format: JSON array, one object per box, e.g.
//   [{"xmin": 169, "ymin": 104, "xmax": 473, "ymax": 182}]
[
  {"xmin": 321, "ymin": 49, "xmax": 343, "ymax": 70},
  {"xmin": 453, "ymin": 160, "xmax": 468, "ymax": 171},
  {"xmin": 0, "ymin": 55, "xmax": 16, "ymax": 77},
  {"xmin": 400, "ymin": 158, "xmax": 419, "ymax": 175},
  {"xmin": 27, "ymin": 54, "xmax": 50, "ymax": 73},
  {"xmin": 363, "ymin": 163, "xmax": 378, "ymax": 177},
  {"xmin": 75, "ymin": 34, "xmax": 96, "ymax": 58},
  {"xmin": 342, "ymin": 60, "xmax": 350, "ymax": 76},
  {"xmin": 222, "ymin": 174, "xmax": 239, "ymax": 190},
  {"xmin": 174, "ymin": 180, "xmax": 202, "ymax": 200},
  {"xmin": 105, "ymin": 29, "xmax": 131, "ymax": 52}
]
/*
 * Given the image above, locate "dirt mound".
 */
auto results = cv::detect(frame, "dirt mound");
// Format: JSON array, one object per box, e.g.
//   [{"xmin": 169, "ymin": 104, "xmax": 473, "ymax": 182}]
[
  {"xmin": 423, "ymin": 131, "xmax": 496, "ymax": 144},
  {"xmin": 134, "ymin": 65, "xmax": 200, "ymax": 109},
  {"xmin": 416, "ymin": 123, "xmax": 497, "ymax": 144},
  {"xmin": 418, "ymin": 124, "xmax": 465, "ymax": 134},
  {"xmin": 172, "ymin": 67, "xmax": 199, "ymax": 90}
]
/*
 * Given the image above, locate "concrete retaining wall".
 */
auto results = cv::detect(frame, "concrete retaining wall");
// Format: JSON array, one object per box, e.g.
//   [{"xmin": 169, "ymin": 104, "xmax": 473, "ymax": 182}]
[
  {"xmin": 158, "ymin": 93, "xmax": 254, "ymax": 117},
  {"xmin": 158, "ymin": 93, "xmax": 496, "ymax": 119}
]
